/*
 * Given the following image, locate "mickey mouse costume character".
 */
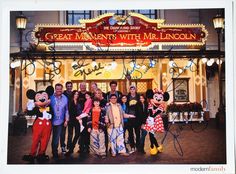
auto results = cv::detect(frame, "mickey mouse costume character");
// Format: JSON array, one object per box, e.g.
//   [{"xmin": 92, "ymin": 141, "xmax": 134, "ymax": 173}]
[
  {"xmin": 22, "ymin": 86, "xmax": 54, "ymax": 163},
  {"xmin": 143, "ymin": 89, "xmax": 169, "ymax": 155}
]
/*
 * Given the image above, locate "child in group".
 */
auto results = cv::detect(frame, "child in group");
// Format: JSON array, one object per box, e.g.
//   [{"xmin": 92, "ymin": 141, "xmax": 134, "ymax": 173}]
[
  {"xmin": 77, "ymin": 92, "xmax": 93, "ymax": 132},
  {"xmin": 76, "ymin": 92, "xmax": 93, "ymax": 155},
  {"xmin": 105, "ymin": 94, "xmax": 135, "ymax": 157},
  {"xmin": 83, "ymin": 92, "xmax": 93, "ymax": 114},
  {"xmin": 87, "ymin": 98, "xmax": 106, "ymax": 159}
]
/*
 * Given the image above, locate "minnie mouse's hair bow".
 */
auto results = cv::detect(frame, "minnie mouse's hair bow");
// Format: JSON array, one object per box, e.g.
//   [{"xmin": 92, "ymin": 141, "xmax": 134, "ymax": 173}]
[{"xmin": 153, "ymin": 88, "xmax": 164, "ymax": 94}]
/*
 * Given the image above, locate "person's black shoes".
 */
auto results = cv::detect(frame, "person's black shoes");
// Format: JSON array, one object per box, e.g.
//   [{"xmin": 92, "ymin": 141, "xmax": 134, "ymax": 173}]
[
  {"xmin": 36, "ymin": 154, "xmax": 49, "ymax": 163},
  {"xmin": 61, "ymin": 147, "xmax": 67, "ymax": 154},
  {"xmin": 52, "ymin": 153, "xmax": 59, "ymax": 159},
  {"xmin": 22, "ymin": 154, "xmax": 35, "ymax": 163},
  {"xmin": 23, "ymin": 154, "xmax": 50, "ymax": 163},
  {"xmin": 137, "ymin": 148, "xmax": 146, "ymax": 154},
  {"xmin": 65, "ymin": 150, "xmax": 73, "ymax": 157}
]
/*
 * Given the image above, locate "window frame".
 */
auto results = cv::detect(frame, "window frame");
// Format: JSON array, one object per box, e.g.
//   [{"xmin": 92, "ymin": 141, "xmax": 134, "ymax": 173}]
[
  {"xmin": 173, "ymin": 78, "xmax": 190, "ymax": 102},
  {"xmin": 35, "ymin": 80, "xmax": 53, "ymax": 91},
  {"xmin": 99, "ymin": 10, "xmax": 125, "ymax": 16},
  {"xmin": 132, "ymin": 9, "xmax": 158, "ymax": 19},
  {"xmin": 66, "ymin": 10, "xmax": 92, "ymax": 25}
]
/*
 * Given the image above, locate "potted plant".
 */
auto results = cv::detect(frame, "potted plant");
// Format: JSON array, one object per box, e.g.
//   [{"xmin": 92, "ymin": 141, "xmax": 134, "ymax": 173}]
[
  {"xmin": 192, "ymin": 102, "xmax": 203, "ymax": 118},
  {"xmin": 181, "ymin": 103, "xmax": 191, "ymax": 121},
  {"xmin": 166, "ymin": 103, "xmax": 180, "ymax": 113},
  {"xmin": 166, "ymin": 103, "xmax": 180, "ymax": 122}
]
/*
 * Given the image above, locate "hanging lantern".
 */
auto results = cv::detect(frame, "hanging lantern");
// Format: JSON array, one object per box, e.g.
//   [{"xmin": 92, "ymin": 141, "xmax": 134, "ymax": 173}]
[
  {"xmin": 16, "ymin": 13, "xmax": 27, "ymax": 30},
  {"xmin": 213, "ymin": 14, "xmax": 224, "ymax": 30}
]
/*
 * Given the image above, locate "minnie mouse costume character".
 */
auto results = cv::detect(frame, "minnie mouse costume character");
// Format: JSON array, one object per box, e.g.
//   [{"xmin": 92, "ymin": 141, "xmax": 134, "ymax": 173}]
[
  {"xmin": 22, "ymin": 86, "xmax": 54, "ymax": 163},
  {"xmin": 143, "ymin": 89, "xmax": 169, "ymax": 155}
]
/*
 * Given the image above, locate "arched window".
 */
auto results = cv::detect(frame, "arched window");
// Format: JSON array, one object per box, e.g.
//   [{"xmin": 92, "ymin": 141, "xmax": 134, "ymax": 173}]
[{"xmin": 66, "ymin": 10, "xmax": 91, "ymax": 24}]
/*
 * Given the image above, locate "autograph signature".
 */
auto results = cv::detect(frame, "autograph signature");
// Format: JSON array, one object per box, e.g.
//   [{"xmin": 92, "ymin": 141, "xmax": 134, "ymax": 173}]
[
  {"xmin": 108, "ymin": 126, "xmax": 125, "ymax": 152},
  {"xmin": 90, "ymin": 132, "xmax": 100, "ymax": 149},
  {"xmin": 72, "ymin": 59, "xmax": 104, "ymax": 77}
]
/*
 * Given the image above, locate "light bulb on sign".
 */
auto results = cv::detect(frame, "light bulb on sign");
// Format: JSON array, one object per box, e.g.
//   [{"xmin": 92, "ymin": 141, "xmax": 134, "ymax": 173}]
[
  {"xmin": 136, "ymin": 64, "xmax": 141, "ymax": 69},
  {"xmin": 187, "ymin": 59, "xmax": 193, "ymax": 67},
  {"xmin": 111, "ymin": 61, "xmax": 117, "ymax": 69},
  {"xmin": 104, "ymin": 65, "xmax": 112, "ymax": 71},
  {"xmin": 169, "ymin": 60, "xmax": 174, "ymax": 67},
  {"xmin": 201, "ymin": 58, "xmax": 208, "ymax": 64},
  {"xmin": 14, "ymin": 60, "xmax": 21, "ymax": 68},
  {"xmin": 71, "ymin": 60, "xmax": 78, "ymax": 67},
  {"xmin": 141, "ymin": 65, "xmax": 146, "ymax": 70},
  {"xmin": 216, "ymin": 59, "xmax": 223, "ymax": 65},
  {"xmin": 33, "ymin": 61, "xmax": 37, "ymax": 69},
  {"xmin": 179, "ymin": 68, "xmax": 183, "ymax": 74},
  {"xmin": 10, "ymin": 62, "xmax": 15, "ymax": 68},
  {"xmin": 151, "ymin": 59, "xmax": 156, "ymax": 65},
  {"xmin": 130, "ymin": 61, "xmax": 135, "ymax": 68},
  {"xmin": 209, "ymin": 58, "xmax": 215, "ymax": 64},
  {"xmin": 207, "ymin": 60, "xmax": 213, "ymax": 66},
  {"xmin": 91, "ymin": 60, "xmax": 97, "ymax": 68},
  {"xmin": 55, "ymin": 62, "xmax": 61, "ymax": 67},
  {"xmin": 149, "ymin": 59, "xmax": 156, "ymax": 68}
]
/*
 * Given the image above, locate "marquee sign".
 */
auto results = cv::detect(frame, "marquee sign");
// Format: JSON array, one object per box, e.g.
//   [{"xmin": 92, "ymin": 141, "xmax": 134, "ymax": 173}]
[{"xmin": 34, "ymin": 13, "xmax": 208, "ymax": 49}]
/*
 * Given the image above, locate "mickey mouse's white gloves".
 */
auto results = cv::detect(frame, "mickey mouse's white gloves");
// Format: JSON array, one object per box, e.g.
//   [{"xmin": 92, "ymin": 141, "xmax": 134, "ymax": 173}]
[
  {"xmin": 43, "ymin": 111, "xmax": 52, "ymax": 120},
  {"xmin": 27, "ymin": 100, "xmax": 35, "ymax": 111}
]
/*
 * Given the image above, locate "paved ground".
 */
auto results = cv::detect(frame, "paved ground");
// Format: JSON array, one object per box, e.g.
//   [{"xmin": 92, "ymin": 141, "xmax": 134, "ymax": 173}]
[{"xmin": 7, "ymin": 120, "xmax": 226, "ymax": 164}]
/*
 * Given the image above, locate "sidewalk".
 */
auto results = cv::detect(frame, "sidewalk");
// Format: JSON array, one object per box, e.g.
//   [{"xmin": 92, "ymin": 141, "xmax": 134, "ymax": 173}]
[{"xmin": 7, "ymin": 119, "xmax": 226, "ymax": 164}]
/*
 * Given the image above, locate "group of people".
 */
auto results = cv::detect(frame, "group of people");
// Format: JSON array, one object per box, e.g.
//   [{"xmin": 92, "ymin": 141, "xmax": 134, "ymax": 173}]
[{"xmin": 27, "ymin": 80, "xmax": 167, "ymax": 161}]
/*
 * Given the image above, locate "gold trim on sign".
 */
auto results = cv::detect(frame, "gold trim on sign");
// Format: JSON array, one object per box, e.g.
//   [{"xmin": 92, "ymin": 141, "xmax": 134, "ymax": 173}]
[
  {"xmin": 79, "ymin": 13, "xmax": 115, "ymax": 24},
  {"xmin": 128, "ymin": 12, "xmax": 165, "ymax": 24}
]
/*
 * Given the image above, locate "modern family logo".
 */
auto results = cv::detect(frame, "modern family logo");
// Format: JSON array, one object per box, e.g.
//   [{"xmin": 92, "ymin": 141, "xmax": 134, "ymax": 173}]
[{"xmin": 190, "ymin": 166, "xmax": 226, "ymax": 172}]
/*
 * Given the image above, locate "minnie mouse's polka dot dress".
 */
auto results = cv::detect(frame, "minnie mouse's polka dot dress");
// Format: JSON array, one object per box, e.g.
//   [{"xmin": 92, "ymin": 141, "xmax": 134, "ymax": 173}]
[{"xmin": 144, "ymin": 104, "xmax": 165, "ymax": 133}]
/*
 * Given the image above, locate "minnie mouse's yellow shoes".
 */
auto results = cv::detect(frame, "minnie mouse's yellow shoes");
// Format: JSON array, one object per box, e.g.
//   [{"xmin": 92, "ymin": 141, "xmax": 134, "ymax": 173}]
[
  {"xmin": 157, "ymin": 144, "xmax": 164, "ymax": 153},
  {"xmin": 150, "ymin": 144, "xmax": 164, "ymax": 155},
  {"xmin": 150, "ymin": 146, "xmax": 158, "ymax": 155}
]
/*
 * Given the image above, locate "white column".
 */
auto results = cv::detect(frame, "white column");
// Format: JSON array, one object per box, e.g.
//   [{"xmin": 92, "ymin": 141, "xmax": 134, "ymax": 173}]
[{"xmin": 200, "ymin": 61, "xmax": 203, "ymax": 102}]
